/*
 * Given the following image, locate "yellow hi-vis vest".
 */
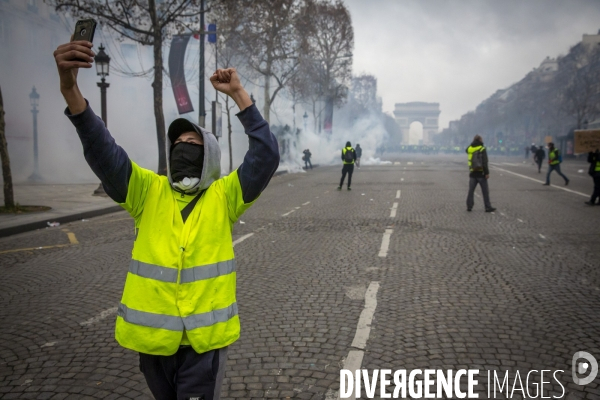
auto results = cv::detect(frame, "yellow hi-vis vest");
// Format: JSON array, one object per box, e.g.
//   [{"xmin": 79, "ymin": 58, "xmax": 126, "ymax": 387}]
[
  {"xmin": 467, "ymin": 145, "xmax": 484, "ymax": 172},
  {"xmin": 116, "ymin": 162, "xmax": 254, "ymax": 356},
  {"xmin": 342, "ymin": 147, "xmax": 355, "ymax": 164}
]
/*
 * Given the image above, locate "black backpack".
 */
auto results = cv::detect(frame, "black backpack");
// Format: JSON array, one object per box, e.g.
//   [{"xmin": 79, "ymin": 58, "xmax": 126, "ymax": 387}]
[
  {"xmin": 344, "ymin": 148, "xmax": 354, "ymax": 163},
  {"xmin": 471, "ymin": 148, "xmax": 484, "ymax": 171}
]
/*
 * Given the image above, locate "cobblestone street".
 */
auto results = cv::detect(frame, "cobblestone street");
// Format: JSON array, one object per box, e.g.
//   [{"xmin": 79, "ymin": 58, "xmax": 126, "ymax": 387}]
[{"xmin": 1, "ymin": 155, "xmax": 599, "ymax": 399}]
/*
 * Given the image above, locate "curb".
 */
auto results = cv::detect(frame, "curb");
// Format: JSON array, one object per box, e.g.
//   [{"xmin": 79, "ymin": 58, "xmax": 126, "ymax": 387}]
[{"xmin": 0, "ymin": 205, "xmax": 124, "ymax": 238}]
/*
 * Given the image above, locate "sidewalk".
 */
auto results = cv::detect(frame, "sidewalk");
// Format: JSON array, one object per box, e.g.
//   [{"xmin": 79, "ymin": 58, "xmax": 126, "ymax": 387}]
[{"xmin": 0, "ymin": 183, "xmax": 122, "ymax": 237}]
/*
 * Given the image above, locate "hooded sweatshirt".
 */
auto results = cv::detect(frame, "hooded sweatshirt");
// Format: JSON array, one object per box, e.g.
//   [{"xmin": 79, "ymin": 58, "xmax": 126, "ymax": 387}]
[{"xmin": 465, "ymin": 139, "xmax": 489, "ymax": 177}]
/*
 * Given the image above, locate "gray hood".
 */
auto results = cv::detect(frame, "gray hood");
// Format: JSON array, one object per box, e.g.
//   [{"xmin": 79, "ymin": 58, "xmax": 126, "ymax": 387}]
[{"xmin": 166, "ymin": 118, "xmax": 221, "ymax": 193}]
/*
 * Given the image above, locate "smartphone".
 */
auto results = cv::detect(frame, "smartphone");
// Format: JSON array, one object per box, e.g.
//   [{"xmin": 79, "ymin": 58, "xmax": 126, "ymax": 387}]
[{"xmin": 72, "ymin": 19, "xmax": 97, "ymax": 43}]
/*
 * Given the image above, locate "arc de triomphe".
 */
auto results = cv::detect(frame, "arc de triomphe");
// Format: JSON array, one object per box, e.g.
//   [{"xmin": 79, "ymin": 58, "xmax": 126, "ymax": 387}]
[{"xmin": 393, "ymin": 102, "xmax": 440, "ymax": 145}]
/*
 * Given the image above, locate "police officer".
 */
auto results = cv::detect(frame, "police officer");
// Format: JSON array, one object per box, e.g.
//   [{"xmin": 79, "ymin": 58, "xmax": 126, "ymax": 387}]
[
  {"xmin": 338, "ymin": 141, "xmax": 356, "ymax": 190},
  {"xmin": 54, "ymin": 40, "xmax": 279, "ymax": 399}
]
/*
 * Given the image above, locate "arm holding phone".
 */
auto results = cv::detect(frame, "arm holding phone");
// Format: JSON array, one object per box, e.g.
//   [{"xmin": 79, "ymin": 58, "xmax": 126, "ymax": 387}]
[{"xmin": 54, "ymin": 40, "xmax": 132, "ymax": 203}]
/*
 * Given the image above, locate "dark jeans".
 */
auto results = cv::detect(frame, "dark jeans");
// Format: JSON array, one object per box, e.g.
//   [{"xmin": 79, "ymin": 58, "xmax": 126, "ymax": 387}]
[
  {"xmin": 467, "ymin": 176, "xmax": 492, "ymax": 210},
  {"xmin": 139, "ymin": 346, "xmax": 228, "ymax": 400},
  {"xmin": 304, "ymin": 159, "xmax": 312, "ymax": 169},
  {"xmin": 546, "ymin": 164, "xmax": 569, "ymax": 184},
  {"xmin": 591, "ymin": 174, "xmax": 600, "ymax": 204},
  {"xmin": 340, "ymin": 164, "xmax": 354, "ymax": 187}
]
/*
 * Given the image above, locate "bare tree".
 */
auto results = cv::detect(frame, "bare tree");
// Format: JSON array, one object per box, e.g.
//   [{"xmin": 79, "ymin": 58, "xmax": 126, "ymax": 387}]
[
  {"xmin": 230, "ymin": 0, "xmax": 304, "ymax": 123},
  {"xmin": 297, "ymin": 0, "xmax": 353, "ymax": 134},
  {"xmin": 556, "ymin": 42, "xmax": 600, "ymax": 129},
  {"xmin": 0, "ymin": 86, "xmax": 15, "ymax": 209},
  {"xmin": 49, "ymin": 0, "xmax": 202, "ymax": 175},
  {"xmin": 210, "ymin": 0, "xmax": 247, "ymax": 172}
]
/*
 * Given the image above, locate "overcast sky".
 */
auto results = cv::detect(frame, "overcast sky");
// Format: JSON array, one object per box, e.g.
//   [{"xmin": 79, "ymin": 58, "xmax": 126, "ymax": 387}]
[{"xmin": 343, "ymin": 0, "xmax": 600, "ymax": 129}]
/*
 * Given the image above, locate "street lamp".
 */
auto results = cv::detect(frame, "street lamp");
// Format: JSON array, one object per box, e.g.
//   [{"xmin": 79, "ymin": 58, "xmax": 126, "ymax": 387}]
[
  {"xmin": 303, "ymin": 111, "xmax": 308, "ymax": 133},
  {"xmin": 28, "ymin": 86, "xmax": 42, "ymax": 181},
  {"xmin": 93, "ymin": 44, "xmax": 110, "ymax": 196},
  {"xmin": 95, "ymin": 44, "xmax": 110, "ymax": 125}
]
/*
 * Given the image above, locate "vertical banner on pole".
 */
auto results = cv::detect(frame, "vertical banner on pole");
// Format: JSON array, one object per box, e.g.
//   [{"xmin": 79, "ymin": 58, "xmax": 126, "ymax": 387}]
[
  {"xmin": 212, "ymin": 101, "xmax": 222, "ymax": 138},
  {"xmin": 169, "ymin": 34, "xmax": 194, "ymax": 115}
]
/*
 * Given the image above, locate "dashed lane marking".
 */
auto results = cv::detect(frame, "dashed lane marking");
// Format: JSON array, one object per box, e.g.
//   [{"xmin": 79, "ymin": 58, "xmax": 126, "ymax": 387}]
[
  {"xmin": 302, "ymin": 201, "xmax": 311, "ymax": 205},
  {"xmin": 518, "ymin": 218, "xmax": 524, "ymax": 223},
  {"xmin": 233, "ymin": 233, "xmax": 254, "ymax": 246},
  {"xmin": 539, "ymin": 234, "xmax": 546, "ymax": 240},
  {"xmin": 492, "ymin": 166, "xmax": 588, "ymax": 197},
  {"xmin": 66, "ymin": 232, "xmax": 79, "ymax": 245},
  {"xmin": 390, "ymin": 202, "xmax": 398, "ymax": 218},
  {"xmin": 351, "ymin": 282, "xmax": 380, "ymax": 349},
  {"xmin": 378, "ymin": 229, "xmax": 393, "ymax": 257},
  {"xmin": 400, "ymin": 178, "xmax": 404, "ymax": 181},
  {"xmin": 281, "ymin": 209, "xmax": 296, "ymax": 217},
  {"xmin": 333, "ymin": 282, "xmax": 380, "ymax": 399},
  {"xmin": 396, "ymin": 190, "xmax": 401, "ymax": 199},
  {"xmin": 80, "ymin": 307, "xmax": 118, "ymax": 327},
  {"xmin": 407, "ymin": 161, "xmax": 414, "ymax": 165}
]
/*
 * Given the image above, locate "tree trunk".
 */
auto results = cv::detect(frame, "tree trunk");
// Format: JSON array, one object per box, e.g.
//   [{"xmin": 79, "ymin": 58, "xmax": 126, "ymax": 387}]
[
  {"xmin": 263, "ymin": 59, "xmax": 272, "ymax": 123},
  {"xmin": 226, "ymin": 96, "xmax": 233, "ymax": 173},
  {"xmin": 0, "ymin": 86, "xmax": 15, "ymax": 209},
  {"xmin": 150, "ymin": 0, "xmax": 167, "ymax": 175}
]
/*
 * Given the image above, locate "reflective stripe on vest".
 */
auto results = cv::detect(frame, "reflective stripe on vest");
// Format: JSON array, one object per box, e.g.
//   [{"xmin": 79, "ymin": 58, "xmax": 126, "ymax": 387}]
[
  {"xmin": 117, "ymin": 302, "xmax": 238, "ymax": 331},
  {"xmin": 129, "ymin": 259, "xmax": 236, "ymax": 284}
]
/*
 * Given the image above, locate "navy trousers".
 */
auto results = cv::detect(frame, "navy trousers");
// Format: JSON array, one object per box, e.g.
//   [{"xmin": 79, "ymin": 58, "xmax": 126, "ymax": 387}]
[{"xmin": 139, "ymin": 346, "xmax": 228, "ymax": 400}]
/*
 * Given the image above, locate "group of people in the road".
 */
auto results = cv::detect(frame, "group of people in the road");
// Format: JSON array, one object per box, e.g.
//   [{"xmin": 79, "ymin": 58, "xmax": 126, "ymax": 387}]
[{"xmin": 468, "ymin": 136, "xmax": 600, "ymax": 211}]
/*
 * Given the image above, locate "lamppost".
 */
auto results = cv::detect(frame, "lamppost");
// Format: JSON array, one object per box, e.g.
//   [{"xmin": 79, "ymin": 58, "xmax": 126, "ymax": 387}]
[
  {"xmin": 28, "ymin": 86, "xmax": 42, "ymax": 181},
  {"xmin": 93, "ymin": 44, "xmax": 110, "ymax": 196},
  {"xmin": 303, "ymin": 111, "xmax": 308, "ymax": 133}
]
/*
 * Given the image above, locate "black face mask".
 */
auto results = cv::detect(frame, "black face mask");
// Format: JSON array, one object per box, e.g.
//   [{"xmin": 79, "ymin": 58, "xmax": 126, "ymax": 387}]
[{"xmin": 170, "ymin": 142, "xmax": 204, "ymax": 182}]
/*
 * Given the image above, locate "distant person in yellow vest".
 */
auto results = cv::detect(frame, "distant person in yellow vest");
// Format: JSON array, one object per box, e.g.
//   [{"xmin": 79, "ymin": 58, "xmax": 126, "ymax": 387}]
[
  {"xmin": 543, "ymin": 142, "xmax": 569, "ymax": 186},
  {"xmin": 466, "ymin": 135, "xmax": 496, "ymax": 212},
  {"xmin": 54, "ymin": 40, "xmax": 279, "ymax": 399},
  {"xmin": 338, "ymin": 141, "xmax": 356, "ymax": 191},
  {"xmin": 585, "ymin": 149, "xmax": 600, "ymax": 206}
]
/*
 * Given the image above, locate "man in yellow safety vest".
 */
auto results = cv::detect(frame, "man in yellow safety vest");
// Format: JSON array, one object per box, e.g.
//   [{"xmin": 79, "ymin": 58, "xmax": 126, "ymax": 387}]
[{"xmin": 54, "ymin": 39, "xmax": 279, "ymax": 399}]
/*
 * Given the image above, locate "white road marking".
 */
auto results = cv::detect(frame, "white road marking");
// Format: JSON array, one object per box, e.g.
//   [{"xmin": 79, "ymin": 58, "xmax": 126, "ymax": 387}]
[
  {"xmin": 378, "ymin": 229, "xmax": 393, "ymax": 257},
  {"xmin": 295, "ymin": 207, "xmax": 301, "ymax": 209},
  {"xmin": 389, "ymin": 202, "xmax": 398, "ymax": 218},
  {"xmin": 539, "ymin": 234, "xmax": 546, "ymax": 240},
  {"xmin": 281, "ymin": 209, "xmax": 296, "ymax": 217},
  {"xmin": 337, "ymin": 350, "xmax": 365, "ymax": 400},
  {"xmin": 394, "ymin": 161, "xmax": 401, "ymax": 165},
  {"xmin": 302, "ymin": 201, "xmax": 311, "ymax": 205},
  {"xmin": 396, "ymin": 190, "xmax": 401, "ymax": 199},
  {"xmin": 475, "ymin": 193, "xmax": 481, "ymax": 198},
  {"xmin": 41, "ymin": 342, "xmax": 57, "ymax": 348},
  {"xmin": 500, "ymin": 212, "xmax": 506, "ymax": 216},
  {"xmin": 334, "ymin": 281, "xmax": 380, "ymax": 399},
  {"xmin": 407, "ymin": 161, "xmax": 414, "ymax": 165},
  {"xmin": 400, "ymin": 178, "xmax": 404, "ymax": 181},
  {"xmin": 518, "ymin": 218, "xmax": 524, "ymax": 223},
  {"xmin": 491, "ymin": 166, "xmax": 588, "ymax": 197},
  {"xmin": 233, "ymin": 233, "xmax": 254, "ymax": 246},
  {"xmin": 80, "ymin": 307, "xmax": 118, "ymax": 327},
  {"xmin": 351, "ymin": 282, "xmax": 380, "ymax": 349}
]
